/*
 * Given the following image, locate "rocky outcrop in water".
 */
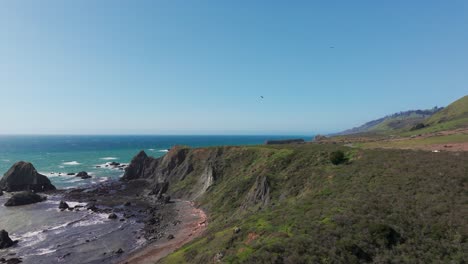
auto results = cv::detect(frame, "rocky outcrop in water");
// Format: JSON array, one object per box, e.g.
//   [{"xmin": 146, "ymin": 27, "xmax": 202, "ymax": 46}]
[
  {"xmin": 4, "ymin": 191, "xmax": 46, "ymax": 206},
  {"xmin": 0, "ymin": 161, "xmax": 56, "ymax": 192},
  {"xmin": 76, "ymin": 171, "xmax": 91, "ymax": 179},
  {"xmin": 0, "ymin": 230, "xmax": 17, "ymax": 249},
  {"xmin": 59, "ymin": 201, "xmax": 69, "ymax": 210}
]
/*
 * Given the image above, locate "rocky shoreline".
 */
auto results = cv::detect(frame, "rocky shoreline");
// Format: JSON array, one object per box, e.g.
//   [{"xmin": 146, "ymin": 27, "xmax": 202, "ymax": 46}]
[{"xmin": 1, "ymin": 163, "xmax": 206, "ymax": 264}]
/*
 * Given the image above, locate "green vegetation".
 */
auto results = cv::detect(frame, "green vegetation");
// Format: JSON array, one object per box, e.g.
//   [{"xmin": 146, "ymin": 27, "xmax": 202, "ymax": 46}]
[
  {"xmin": 161, "ymin": 144, "xmax": 467, "ymax": 263},
  {"xmin": 426, "ymin": 95, "xmax": 468, "ymax": 126},
  {"xmin": 329, "ymin": 150, "xmax": 346, "ymax": 165},
  {"xmin": 361, "ymin": 134, "xmax": 468, "ymax": 149},
  {"xmin": 337, "ymin": 95, "xmax": 468, "ymax": 137}
]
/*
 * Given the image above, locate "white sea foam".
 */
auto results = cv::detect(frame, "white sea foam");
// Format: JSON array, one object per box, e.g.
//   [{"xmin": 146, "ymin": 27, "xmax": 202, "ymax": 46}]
[
  {"xmin": 65, "ymin": 177, "xmax": 83, "ymax": 183},
  {"xmin": 71, "ymin": 213, "xmax": 108, "ymax": 227},
  {"xmin": 100, "ymin": 157, "xmax": 118, "ymax": 160},
  {"xmin": 63, "ymin": 161, "xmax": 81, "ymax": 165},
  {"xmin": 34, "ymin": 247, "xmax": 56, "ymax": 255},
  {"xmin": 2, "ymin": 159, "xmax": 10, "ymax": 162},
  {"xmin": 159, "ymin": 149, "xmax": 169, "ymax": 153},
  {"xmin": 95, "ymin": 162, "xmax": 128, "ymax": 170},
  {"xmin": 44, "ymin": 199, "xmax": 60, "ymax": 205},
  {"xmin": 99, "ymin": 177, "xmax": 109, "ymax": 182},
  {"xmin": 148, "ymin": 149, "xmax": 155, "ymax": 151},
  {"xmin": 12, "ymin": 230, "xmax": 47, "ymax": 248},
  {"xmin": 41, "ymin": 172, "xmax": 75, "ymax": 178}
]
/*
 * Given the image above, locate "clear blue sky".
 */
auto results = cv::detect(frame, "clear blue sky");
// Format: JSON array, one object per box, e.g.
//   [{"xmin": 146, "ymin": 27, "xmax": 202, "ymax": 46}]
[{"xmin": 0, "ymin": 1, "xmax": 467, "ymax": 135}]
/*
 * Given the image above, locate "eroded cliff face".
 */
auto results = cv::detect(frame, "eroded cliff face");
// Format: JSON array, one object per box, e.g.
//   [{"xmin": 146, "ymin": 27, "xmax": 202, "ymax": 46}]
[{"xmin": 121, "ymin": 146, "xmax": 270, "ymax": 209}]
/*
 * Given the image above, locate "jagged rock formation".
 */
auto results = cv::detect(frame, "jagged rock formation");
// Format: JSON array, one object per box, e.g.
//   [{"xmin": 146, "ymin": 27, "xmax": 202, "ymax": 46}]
[
  {"xmin": 243, "ymin": 175, "xmax": 270, "ymax": 210},
  {"xmin": 122, "ymin": 146, "xmax": 269, "ymax": 207},
  {"xmin": 4, "ymin": 191, "xmax": 46, "ymax": 206},
  {"xmin": 0, "ymin": 161, "xmax": 56, "ymax": 192},
  {"xmin": 122, "ymin": 147, "xmax": 214, "ymax": 199},
  {"xmin": 0, "ymin": 230, "xmax": 17, "ymax": 249}
]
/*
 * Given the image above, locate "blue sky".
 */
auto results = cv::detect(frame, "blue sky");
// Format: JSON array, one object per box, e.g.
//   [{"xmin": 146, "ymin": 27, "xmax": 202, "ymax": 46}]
[{"xmin": 0, "ymin": 1, "xmax": 467, "ymax": 135}]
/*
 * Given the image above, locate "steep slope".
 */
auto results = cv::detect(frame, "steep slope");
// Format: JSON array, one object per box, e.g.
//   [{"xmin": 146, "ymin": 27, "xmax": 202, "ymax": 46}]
[
  {"xmin": 419, "ymin": 95, "xmax": 468, "ymax": 132},
  {"xmin": 122, "ymin": 144, "xmax": 467, "ymax": 263},
  {"xmin": 337, "ymin": 108, "xmax": 442, "ymax": 135}
]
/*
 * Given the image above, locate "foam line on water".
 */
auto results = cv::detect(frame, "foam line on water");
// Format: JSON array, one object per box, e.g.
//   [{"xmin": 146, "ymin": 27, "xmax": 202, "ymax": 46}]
[{"xmin": 62, "ymin": 161, "xmax": 81, "ymax": 165}]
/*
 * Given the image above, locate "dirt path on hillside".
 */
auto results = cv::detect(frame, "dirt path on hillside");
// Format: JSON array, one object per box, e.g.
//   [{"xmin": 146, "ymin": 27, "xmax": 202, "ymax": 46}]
[{"xmin": 120, "ymin": 200, "xmax": 207, "ymax": 264}]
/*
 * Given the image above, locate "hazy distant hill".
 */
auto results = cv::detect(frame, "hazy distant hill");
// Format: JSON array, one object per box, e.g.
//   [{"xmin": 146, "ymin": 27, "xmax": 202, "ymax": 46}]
[{"xmin": 336, "ymin": 108, "xmax": 443, "ymax": 136}]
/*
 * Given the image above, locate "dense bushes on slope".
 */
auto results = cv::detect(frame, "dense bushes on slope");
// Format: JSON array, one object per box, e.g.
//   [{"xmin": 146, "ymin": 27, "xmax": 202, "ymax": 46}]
[{"xmin": 135, "ymin": 144, "xmax": 467, "ymax": 263}]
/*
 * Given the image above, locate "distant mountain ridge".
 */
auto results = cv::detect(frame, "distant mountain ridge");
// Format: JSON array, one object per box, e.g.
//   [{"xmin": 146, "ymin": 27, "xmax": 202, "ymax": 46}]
[
  {"xmin": 336, "ymin": 107, "xmax": 443, "ymax": 135},
  {"xmin": 337, "ymin": 95, "xmax": 468, "ymax": 136}
]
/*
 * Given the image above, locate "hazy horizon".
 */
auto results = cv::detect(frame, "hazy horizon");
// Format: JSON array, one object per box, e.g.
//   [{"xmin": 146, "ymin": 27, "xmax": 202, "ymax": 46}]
[{"xmin": 1, "ymin": 1, "xmax": 467, "ymax": 135}]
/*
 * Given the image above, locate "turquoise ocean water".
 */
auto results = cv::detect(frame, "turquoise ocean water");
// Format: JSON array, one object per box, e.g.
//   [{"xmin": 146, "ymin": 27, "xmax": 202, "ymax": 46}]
[{"xmin": 0, "ymin": 135, "xmax": 306, "ymax": 189}]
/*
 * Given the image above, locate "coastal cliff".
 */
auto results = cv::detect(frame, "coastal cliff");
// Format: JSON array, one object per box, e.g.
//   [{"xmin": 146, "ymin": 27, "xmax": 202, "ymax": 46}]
[
  {"xmin": 121, "ymin": 144, "xmax": 467, "ymax": 263},
  {"xmin": 122, "ymin": 145, "xmax": 274, "ymax": 212}
]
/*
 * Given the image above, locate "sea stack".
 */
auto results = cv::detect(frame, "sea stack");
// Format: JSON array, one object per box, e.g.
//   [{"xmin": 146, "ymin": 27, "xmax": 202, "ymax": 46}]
[
  {"xmin": 0, "ymin": 161, "xmax": 56, "ymax": 192},
  {"xmin": 0, "ymin": 230, "xmax": 17, "ymax": 249}
]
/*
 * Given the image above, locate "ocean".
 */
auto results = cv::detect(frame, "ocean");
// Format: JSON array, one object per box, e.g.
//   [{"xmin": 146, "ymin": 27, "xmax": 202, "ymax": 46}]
[
  {"xmin": 0, "ymin": 135, "xmax": 305, "ymax": 263},
  {"xmin": 0, "ymin": 135, "xmax": 304, "ymax": 189}
]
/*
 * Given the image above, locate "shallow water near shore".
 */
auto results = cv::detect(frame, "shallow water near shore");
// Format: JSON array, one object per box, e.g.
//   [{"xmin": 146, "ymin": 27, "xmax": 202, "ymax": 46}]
[{"xmin": 0, "ymin": 193, "xmax": 145, "ymax": 263}]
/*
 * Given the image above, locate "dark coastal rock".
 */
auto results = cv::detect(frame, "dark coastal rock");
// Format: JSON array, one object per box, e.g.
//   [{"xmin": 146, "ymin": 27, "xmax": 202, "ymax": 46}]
[
  {"xmin": 0, "ymin": 230, "xmax": 17, "ymax": 249},
  {"xmin": 265, "ymin": 138, "xmax": 305, "ymax": 145},
  {"xmin": 76, "ymin": 171, "xmax": 91, "ymax": 179},
  {"xmin": 59, "ymin": 201, "xmax": 69, "ymax": 210},
  {"xmin": 86, "ymin": 203, "xmax": 98, "ymax": 212},
  {"xmin": 4, "ymin": 191, "xmax": 46, "ymax": 206},
  {"xmin": 162, "ymin": 195, "xmax": 171, "ymax": 204},
  {"xmin": 0, "ymin": 161, "xmax": 56, "ymax": 192},
  {"xmin": 67, "ymin": 173, "xmax": 75, "ymax": 176},
  {"xmin": 149, "ymin": 182, "xmax": 169, "ymax": 196},
  {"xmin": 5, "ymin": 258, "xmax": 22, "ymax": 264},
  {"xmin": 109, "ymin": 162, "xmax": 120, "ymax": 166},
  {"xmin": 115, "ymin": 248, "xmax": 124, "ymax": 254},
  {"xmin": 121, "ymin": 151, "xmax": 150, "ymax": 181},
  {"xmin": 167, "ymin": 234, "xmax": 174, "ymax": 240},
  {"xmin": 0, "ymin": 190, "xmax": 3, "ymax": 196},
  {"xmin": 122, "ymin": 147, "xmax": 220, "ymax": 201},
  {"xmin": 108, "ymin": 213, "xmax": 118, "ymax": 219},
  {"xmin": 124, "ymin": 201, "xmax": 131, "ymax": 206},
  {"xmin": 122, "ymin": 147, "xmax": 192, "ymax": 183}
]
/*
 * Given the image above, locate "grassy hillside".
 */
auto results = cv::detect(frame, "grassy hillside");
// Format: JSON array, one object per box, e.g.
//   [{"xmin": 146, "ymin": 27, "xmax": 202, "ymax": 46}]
[
  {"xmin": 426, "ymin": 96, "xmax": 468, "ymax": 125},
  {"xmin": 159, "ymin": 144, "xmax": 467, "ymax": 263},
  {"xmin": 404, "ymin": 95, "xmax": 468, "ymax": 135},
  {"xmin": 336, "ymin": 109, "xmax": 442, "ymax": 136},
  {"xmin": 337, "ymin": 95, "xmax": 468, "ymax": 137}
]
